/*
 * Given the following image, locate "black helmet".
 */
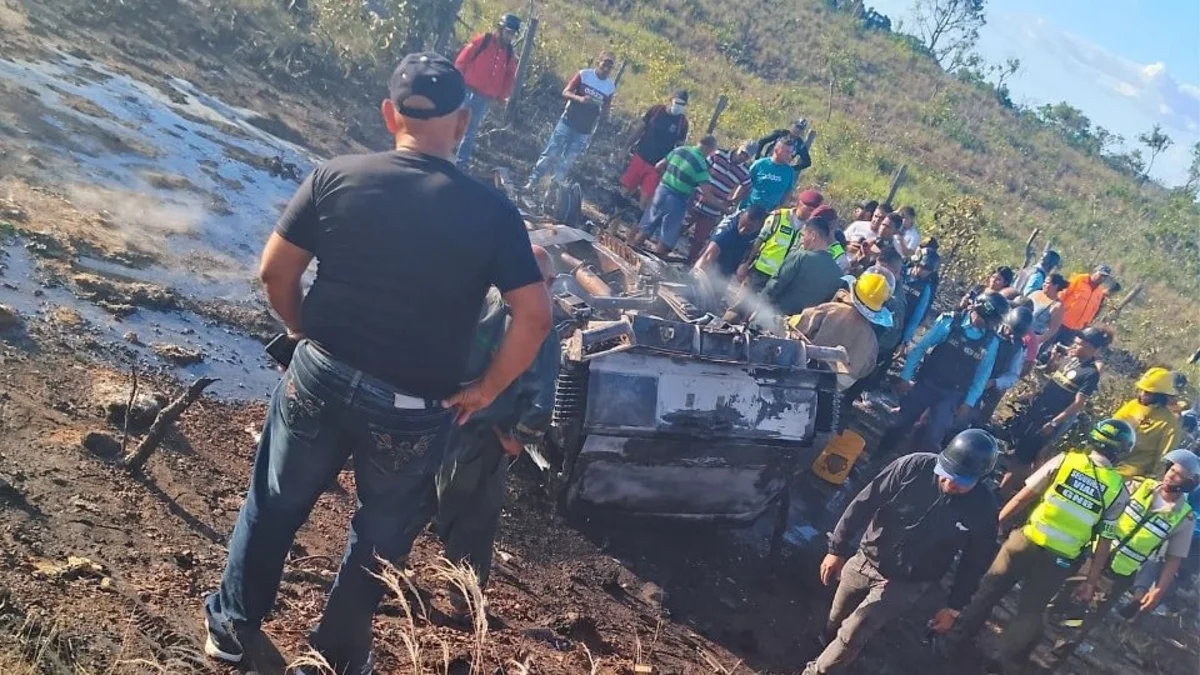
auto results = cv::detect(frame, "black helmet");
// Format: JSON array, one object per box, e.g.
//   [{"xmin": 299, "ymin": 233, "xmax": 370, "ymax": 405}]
[
  {"xmin": 1002, "ymin": 305, "xmax": 1033, "ymax": 339},
  {"xmin": 938, "ymin": 429, "xmax": 999, "ymax": 486},
  {"xmin": 1041, "ymin": 249, "xmax": 1061, "ymax": 269},
  {"xmin": 972, "ymin": 291, "xmax": 1009, "ymax": 324},
  {"xmin": 916, "ymin": 246, "xmax": 941, "ymax": 272},
  {"xmin": 1088, "ymin": 418, "xmax": 1136, "ymax": 461},
  {"xmin": 1182, "ymin": 410, "xmax": 1198, "ymax": 434},
  {"xmin": 1078, "ymin": 326, "xmax": 1111, "ymax": 349},
  {"xmin": 499, "ymin": 13, "xmax": 522, "ymax": 32}
]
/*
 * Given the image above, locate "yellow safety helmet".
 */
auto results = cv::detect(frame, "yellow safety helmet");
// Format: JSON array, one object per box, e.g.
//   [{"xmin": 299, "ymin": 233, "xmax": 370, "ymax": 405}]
[
  {"xmin": 1136, "ymin": 367, "xmax": 1177, "ymax": 396},
  {"xmin": 853, "ymin": 270, "xmax": 891, "ymax": 313}
]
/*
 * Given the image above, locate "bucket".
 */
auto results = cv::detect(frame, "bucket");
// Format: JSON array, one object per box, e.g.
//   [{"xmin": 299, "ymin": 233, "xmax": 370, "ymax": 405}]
[{"xmin": 812, "ymin": 430, "xmax": 867, "ymax": 485}]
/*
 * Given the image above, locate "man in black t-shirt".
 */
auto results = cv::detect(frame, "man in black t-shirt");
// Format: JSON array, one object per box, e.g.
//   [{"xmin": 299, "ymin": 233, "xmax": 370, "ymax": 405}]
[
  {"xmin": 202, "ymin": 53, "xmax": 551, "ymax": 675},
  {"xmin": 998, "ymin": 326, "xmax": 1109, "ymax": 491}
]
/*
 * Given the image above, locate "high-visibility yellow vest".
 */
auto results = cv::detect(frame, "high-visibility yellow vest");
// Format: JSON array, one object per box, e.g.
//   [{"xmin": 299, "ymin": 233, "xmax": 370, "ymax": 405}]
[
  {"xmin": 753, "ymin": 209, "xmax": 798, "ymax": 277},
  {"xmin": 1023, "ymin": 452, "xmax": 1125, "ymax": 560},
  {"xmin": 1106, "ymin": 478, "xmax": 1193, "ymax": 577},
  {"xmin": 828, "ymin": 240, "xmax": 846, "ymax": 260}
]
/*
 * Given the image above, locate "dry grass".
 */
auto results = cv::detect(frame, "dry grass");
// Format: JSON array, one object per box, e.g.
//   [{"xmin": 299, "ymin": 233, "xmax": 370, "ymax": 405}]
[
  {"xmin": 698, "ymin": 646, "xmax": 744, "ymax": 674},
  {"xmin": 0, "ymin": 612, "xmax": 210, "ymax": 675}
]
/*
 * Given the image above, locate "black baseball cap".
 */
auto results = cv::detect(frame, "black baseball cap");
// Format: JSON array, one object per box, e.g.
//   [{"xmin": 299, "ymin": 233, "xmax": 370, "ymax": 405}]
[
  {"xmin": 672, "ymin": 89, "xmax": 689, "ymax": 104},
  {"xmin": 388, "ymin": 52, "xmax": 466, "ymax": 120}
]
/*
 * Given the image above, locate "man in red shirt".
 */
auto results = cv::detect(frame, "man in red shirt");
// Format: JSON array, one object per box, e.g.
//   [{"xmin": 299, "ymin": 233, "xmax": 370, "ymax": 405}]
[
  {"xmin": 453, "ymin": 13, "xmax": 521, "ymax": 166},
  {"xmin": 684, "ymin": 140, "xmax": 756, "ymax": 262},
  {"xmin": 620, "ymin": 90, "xmax": 690, "ymax": 208}
]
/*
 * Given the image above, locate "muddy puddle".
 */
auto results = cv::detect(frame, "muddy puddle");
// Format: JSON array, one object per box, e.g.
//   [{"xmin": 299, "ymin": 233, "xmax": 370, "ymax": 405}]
[
  {"xmin": 0, "ymin": 242, "xmax": 280, "ymax": 400},
  {"xmin": 0, "ymin": 51, "xmax": 319, "ymax": 303},
  {"xmin": 0, "ymin": 50, "xmax": 330, "ymax": 399}
]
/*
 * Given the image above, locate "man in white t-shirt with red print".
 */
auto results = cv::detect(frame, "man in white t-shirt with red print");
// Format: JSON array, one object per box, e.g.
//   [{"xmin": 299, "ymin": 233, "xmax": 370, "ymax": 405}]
[{"xmin": 525, "ymin": 51, "xmax": 618, "ymax": 192}]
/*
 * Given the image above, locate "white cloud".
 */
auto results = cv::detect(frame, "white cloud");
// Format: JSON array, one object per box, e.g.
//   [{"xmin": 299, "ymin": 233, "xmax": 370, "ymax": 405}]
[
  {"xmin": 984, "ymin": 13, "xmax": 1199, "ymax": 183},
  {"xmin": 1113, "ymin": 81, "xmax": 1139, "ymax": 98},
  {"xmin": 1027, "ymin": 22, "xmax": 1200, "ymax": 135}
]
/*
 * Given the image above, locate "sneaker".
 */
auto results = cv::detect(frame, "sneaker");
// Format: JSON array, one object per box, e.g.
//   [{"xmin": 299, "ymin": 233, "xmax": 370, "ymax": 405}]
[{"xmin": 203, "ymin": 613, "xmax": 244, "ymax": 664}]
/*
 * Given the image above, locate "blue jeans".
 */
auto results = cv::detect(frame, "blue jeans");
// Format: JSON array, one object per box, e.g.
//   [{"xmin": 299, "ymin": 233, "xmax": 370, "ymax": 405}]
[
  {"xmin": 527, "ymin": 119, "xmax": 591, "ymax": 187},
  {"xmin": 455, "ymin": 88, "xmax": 494, "ymax": 166},
  {"xmin": 639, "ymin": 186, "xmax": 690, "ymax": 248},
  {"xmin": 204, "ymin": 340, "xmax": 452, "ymax": 674}
]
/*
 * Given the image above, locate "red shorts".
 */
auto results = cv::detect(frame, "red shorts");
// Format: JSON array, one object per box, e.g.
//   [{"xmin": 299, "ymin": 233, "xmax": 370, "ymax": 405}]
[
  {"xmin": 620, "ymin": 154, "xmax": 661, "ymax": 197},
  {"xmin": 685, "ymin": 207, "xmax": 722, "ymax": 262}
]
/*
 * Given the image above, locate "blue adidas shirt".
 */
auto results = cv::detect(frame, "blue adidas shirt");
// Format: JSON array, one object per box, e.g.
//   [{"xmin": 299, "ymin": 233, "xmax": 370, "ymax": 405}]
[{"xmin": 743, "ymin": 158, "xmax": 796, "ymax": 211}]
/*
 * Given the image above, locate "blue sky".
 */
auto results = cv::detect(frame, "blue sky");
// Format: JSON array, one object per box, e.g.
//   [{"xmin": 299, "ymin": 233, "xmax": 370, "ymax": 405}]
[{"xmin": 865, "ymin": 0, "xmax": 1200, "ymax": 185}]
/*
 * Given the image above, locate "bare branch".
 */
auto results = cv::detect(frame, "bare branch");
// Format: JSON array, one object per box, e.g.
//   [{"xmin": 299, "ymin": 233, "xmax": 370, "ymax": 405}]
[{"xmin": 121, "ymin": 378, "xmax": 218, "ymax": 473}]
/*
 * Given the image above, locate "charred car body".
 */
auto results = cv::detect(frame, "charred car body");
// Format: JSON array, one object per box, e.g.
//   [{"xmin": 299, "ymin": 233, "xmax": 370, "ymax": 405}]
[{"xmin": 526, "ymin": 218, "xmax": 845, "ymax": 527}]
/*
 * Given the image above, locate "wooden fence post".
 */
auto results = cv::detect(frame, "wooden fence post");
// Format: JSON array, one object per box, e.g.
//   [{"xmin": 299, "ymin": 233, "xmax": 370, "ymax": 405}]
[
  {"xmin": 434, "ymin": 0, "xmax": 465, "ymax": 53},
  {"xmin": 612, "ymin": 59, "xmax": 628, "ymax": 88},
  {"xmin": 1104, "ymin": 282, "xmax": 1143, "ymax": 323},
  {"xmin": 885, "ymin": 163, "xmax": 908, "ymax": 205},
  {"xmin": 1021, "ymin": 228, "xmax": 1042, "ymax": 269},
  {"xmin": 505, "ymin": 17, "xmax": 539, "ymax": 123},
  {"xmin": 706, "ymin": 95, "xmax": 728, "ymax": 135}
]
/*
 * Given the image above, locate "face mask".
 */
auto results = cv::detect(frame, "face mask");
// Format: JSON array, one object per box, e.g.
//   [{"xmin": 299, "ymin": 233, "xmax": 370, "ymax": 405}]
[{"xmin": 669, "ymin": 103, "xmax": 685, "ymax": 115}]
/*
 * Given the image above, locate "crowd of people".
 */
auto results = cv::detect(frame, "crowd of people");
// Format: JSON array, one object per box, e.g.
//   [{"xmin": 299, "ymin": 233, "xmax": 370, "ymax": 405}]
[{"xmin": 194, "ymin": 17, "xmax": 1198, "ymax": 674}]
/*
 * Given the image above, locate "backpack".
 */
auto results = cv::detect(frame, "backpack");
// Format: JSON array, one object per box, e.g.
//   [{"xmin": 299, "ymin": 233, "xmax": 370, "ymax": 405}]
[{"xmin": 465, "ymin": 32, "xmax": 514, "ymax": 67}]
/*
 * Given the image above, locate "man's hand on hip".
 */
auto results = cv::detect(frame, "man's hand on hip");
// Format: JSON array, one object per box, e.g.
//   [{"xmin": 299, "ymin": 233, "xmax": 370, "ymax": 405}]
[{"xmin": 443, "ymin": 380, "xmax": 499, "ymax": 425}]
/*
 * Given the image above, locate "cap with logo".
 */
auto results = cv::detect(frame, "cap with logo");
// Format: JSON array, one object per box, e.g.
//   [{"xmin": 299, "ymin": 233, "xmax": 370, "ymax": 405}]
[{"xmin": 388, "ymin": 53, "xmax": 467, "ymax": 120}]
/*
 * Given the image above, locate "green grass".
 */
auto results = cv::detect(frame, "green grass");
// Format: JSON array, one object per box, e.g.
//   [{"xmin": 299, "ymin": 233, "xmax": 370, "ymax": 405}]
[
  {"xmin": 454, "ymin": 0, "xmax": 1198, "ymax": 367},
  {"xmin": 55, "ymin": 0, "xmax": 1199, "ymax": 370}
]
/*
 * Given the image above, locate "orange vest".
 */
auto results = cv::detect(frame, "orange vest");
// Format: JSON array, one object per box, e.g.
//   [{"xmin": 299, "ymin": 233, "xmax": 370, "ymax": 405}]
[{"xmin": 1061, "ymin": 274, "xmax": 1107, "ymax": 330}]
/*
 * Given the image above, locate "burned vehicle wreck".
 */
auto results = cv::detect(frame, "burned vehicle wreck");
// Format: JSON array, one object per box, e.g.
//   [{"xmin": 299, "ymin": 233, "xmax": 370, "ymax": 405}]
[{"xmin": 526, "ymin": 221, "xmax": 846, "ymax": 527}]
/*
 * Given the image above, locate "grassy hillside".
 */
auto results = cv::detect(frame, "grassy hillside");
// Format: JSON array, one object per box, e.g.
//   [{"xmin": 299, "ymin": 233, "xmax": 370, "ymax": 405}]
[
  {"xmin": 449, "ymin": 0, "xmax": 1197, "ymax": 368},
  {"xmin": 28, "ymin": 0, "xmax": 1198, "ymax": 379}
]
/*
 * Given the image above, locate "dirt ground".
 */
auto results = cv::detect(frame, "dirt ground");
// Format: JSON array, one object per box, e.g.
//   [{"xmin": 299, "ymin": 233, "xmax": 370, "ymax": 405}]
[{"xmin": 0, "ymin": 2, "xmax": 1196, "ymax": 675}]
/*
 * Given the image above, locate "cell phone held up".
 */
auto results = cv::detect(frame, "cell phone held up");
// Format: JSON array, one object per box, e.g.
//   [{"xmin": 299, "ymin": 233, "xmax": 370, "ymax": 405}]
[{"xmin": 265, "ymin": 333, "xmax": 300, "ymax": 368}]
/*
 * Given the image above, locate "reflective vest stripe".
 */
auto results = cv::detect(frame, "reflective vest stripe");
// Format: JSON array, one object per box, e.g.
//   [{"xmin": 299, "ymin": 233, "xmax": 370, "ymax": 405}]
[
  {"xmin": 1043, "ymin": 492, "xmax": 1107, "ymax": 524},
  {"xmin": 753, "ymin": 209, "xmax": 797, "ymax": 276},
  {"xmin": 1108, "ymin": 479, "xmax": 1193, "ymax": 577},
  {"xmin": 1024, "ymin": 453, "xmax": 1124, "ymax": 559}
]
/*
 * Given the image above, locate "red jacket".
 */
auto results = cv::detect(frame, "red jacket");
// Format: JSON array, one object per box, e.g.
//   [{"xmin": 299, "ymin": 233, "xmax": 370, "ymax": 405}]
[{"xmin": 454, "ymin": 32, "xmax": 518, "ymax": 100}]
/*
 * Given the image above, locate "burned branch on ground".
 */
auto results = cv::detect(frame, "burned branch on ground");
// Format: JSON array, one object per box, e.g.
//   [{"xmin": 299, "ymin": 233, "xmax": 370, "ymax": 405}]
[{"xmin": 121, "ymin": 377, "xmax": 218, "ymax": 473}]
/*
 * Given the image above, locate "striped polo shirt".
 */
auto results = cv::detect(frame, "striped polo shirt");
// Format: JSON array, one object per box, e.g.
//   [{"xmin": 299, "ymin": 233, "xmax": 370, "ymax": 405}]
[
  {"xmin": 695, "ymin": 149, "xmax": 750, "ymax": 216},
  {"xmin": 660, "ymin": 146, "xmax": 711, "ymax": 198}
]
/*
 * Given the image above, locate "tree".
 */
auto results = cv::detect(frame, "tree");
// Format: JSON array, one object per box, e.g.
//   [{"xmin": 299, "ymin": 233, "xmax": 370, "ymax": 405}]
[
  {"xmin": 1137, "ymin": 124, "xmax": 1174, "ymax": 177},
  {"xmin": 1106, "ymin": 148, "xmax": 1146, "ymax": 178},
  {"xmin": 911, "ymin": 0, "xmax": 987, "ymax": 70},
  {"xmin": 1181, "ymin": 141, "xmax": 1200, "ymax": 199},
  {"xmin": 821, "ymin": 33, "xmax": 859, "ymax": 120},
  {"xmin": 1036, "ymin": 101, "xmax": 1095, "ymax": 150}
]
